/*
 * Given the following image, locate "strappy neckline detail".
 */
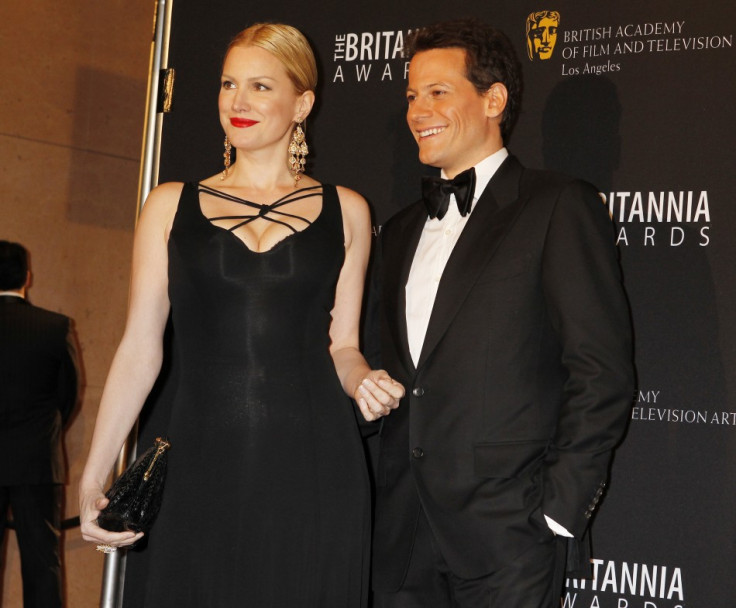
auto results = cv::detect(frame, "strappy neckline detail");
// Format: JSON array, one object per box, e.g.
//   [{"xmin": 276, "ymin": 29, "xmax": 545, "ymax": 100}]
[{"xmin": 196, "ymin": 183, "xmax": 325, "ymax": 254}]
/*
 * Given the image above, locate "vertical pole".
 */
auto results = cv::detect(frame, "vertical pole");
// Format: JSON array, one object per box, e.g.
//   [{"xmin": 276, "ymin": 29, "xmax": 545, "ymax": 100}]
[
  {"xmin": 98, "ymin": 0, "xmax": 173, "ymax": 606},
  {"xmin": 138, "ymin": 0, "xmax": 175, "ymax": 207}
]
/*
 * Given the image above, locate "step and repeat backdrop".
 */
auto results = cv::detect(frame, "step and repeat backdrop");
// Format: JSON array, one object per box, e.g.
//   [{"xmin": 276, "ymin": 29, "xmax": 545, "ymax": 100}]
[{"xmin": 153, "ymin": 0, "xmax": 736, "ymax": 605}]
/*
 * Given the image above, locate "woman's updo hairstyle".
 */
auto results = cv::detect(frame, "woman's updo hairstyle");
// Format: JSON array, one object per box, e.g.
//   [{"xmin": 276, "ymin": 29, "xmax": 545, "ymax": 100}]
[{"xmin": 226, "ymin": 23, "xmax": 317, "ymax": 95}]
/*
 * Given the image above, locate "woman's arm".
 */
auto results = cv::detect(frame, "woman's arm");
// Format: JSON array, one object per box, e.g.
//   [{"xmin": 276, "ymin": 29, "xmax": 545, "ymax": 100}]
[
  {"xmin": 329, "ymin": 186, "xmax": 404, "ymax": 422},
  {"xmin": 78, "ymin": 182, "xmax": 182, "ymax": 547}
]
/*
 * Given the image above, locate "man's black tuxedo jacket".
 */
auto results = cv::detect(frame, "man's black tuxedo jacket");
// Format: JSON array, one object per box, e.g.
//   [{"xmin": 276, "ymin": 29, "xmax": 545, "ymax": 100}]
[
  {"xmin": 372, "ymin": 155, "xmax": 634, "ymax": 590},
  {"xmin": 0, "ymin": 296, "xmax": 79, "ymax": 485}
]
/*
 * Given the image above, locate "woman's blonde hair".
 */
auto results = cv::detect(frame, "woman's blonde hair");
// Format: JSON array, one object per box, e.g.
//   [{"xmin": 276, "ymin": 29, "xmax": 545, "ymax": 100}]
[{"xmin": 226, "ymin": 23, "xmax": 317, "ymax": 95}]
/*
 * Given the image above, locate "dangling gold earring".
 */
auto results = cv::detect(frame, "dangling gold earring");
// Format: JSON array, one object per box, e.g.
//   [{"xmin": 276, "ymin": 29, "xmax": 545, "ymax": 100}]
[
  {"xmin": 220, "ymin": 136, "xmax": 232, "ymax": 181},
  {"xmin": 288, "ymin": 122, "xmax": 308, "ymax": 186}
]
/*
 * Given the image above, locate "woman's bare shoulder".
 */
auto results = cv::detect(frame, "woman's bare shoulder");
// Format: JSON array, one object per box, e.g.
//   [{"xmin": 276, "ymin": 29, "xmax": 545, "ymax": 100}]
[
  {"xmin": 140, "ymin": 181, "xmax": 186, "ymax": 217},
  {"xmin": 334, "ymin": 185, "xmax": 370, "ymax": 223}
]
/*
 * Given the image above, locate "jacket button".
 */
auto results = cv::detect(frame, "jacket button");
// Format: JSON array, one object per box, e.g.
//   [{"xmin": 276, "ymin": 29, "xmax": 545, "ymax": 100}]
[
  {"xmin": 412, "ymin": 387, "xmax": 425, "ymax": 397},
  {"xmin": 412, "ymin": 447, "xmax": 424, "ymax": 459}
]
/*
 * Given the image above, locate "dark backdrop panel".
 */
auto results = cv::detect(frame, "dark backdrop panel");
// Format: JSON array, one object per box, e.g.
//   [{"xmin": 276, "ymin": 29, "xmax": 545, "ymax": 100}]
[{"xmin": 157, "ymin": 1, "xmax": 736, "ymax": 605}]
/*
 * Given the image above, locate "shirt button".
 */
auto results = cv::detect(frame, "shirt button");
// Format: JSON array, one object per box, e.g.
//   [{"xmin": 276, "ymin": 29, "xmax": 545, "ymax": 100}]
[
  {"xmin": 412, "ymin": 387, "xmax": 425, "ymax": 397},
  {"xmin": 412, "ymin": 447, "xmax": 425, "ymax": 459}
]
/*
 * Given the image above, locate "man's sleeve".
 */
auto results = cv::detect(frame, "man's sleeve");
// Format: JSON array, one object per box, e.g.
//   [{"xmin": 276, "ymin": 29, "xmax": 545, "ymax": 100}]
[
  {"xmin": 57, "ymin": 317, "xmax": 81, "ymax": 425},
  {"xmin": 540, "ymin": 179, "xmax": 635, "ymax": 539}
]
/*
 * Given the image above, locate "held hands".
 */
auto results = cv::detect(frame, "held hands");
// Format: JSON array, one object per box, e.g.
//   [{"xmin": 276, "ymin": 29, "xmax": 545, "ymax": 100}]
[
  {"xmin": 355, "ymin": 369, "xmax": 405, "ymax": 421},
  {"xmin": 79, "ymin": 485, "xmax": 144, "ymax": 551}
]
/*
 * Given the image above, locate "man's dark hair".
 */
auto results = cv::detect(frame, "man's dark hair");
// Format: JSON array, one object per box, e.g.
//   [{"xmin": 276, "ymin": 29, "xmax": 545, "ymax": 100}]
[
  {"xmin": 404, "ymin": 18, "xmax": 523, "ymax": 142},
  {"xmin": 0, "ymin": 240, "xmax": 28, "ymax": 290}
]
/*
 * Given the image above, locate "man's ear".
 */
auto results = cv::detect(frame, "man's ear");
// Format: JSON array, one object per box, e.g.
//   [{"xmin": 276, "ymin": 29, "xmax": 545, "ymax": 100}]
[{"xmin": 484, "ymin": 82, "xmax": 508, "ymax": 120}]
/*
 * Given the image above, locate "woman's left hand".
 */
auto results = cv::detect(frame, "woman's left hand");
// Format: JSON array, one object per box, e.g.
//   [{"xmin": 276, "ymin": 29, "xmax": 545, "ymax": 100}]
[{"xmin": 354, "ymin": 370, "xmax": 405, "ymax": 421}]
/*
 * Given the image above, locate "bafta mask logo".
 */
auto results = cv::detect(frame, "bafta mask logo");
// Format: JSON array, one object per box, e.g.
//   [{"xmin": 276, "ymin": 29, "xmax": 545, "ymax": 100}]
[{"xmin": 526, "ymin": 11, "xmax": 561, "ymax": 61}]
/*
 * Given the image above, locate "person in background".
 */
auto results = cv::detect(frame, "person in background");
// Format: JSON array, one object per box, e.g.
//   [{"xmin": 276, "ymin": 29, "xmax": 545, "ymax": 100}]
[{"xmin": 0, "ymin": 240, "xmax": 80, "ymax": 608}]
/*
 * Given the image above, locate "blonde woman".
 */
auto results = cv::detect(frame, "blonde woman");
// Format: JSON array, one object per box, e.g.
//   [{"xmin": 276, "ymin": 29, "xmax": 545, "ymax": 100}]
[{"xmin": 79, "ymin": 23, "xmax": 402, "ymax": 607}]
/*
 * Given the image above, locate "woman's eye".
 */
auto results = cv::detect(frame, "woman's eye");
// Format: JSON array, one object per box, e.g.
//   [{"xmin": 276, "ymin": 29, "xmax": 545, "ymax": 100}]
[{"xmin": 222, "ymin": 80, "xmax": 235, "ymax": 90}]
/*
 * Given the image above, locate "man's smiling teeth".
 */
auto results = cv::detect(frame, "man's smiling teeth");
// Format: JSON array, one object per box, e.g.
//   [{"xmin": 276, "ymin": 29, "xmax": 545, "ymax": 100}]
[{"xmin": 418, "ymin": 127, "xmax": 446, "ymax": 137}]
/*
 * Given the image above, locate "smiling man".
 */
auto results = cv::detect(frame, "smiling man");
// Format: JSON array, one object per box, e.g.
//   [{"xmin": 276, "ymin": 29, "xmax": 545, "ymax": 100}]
[{"xmin": 370, "ymin": 19, "xmax": 635, "ymax": 608}]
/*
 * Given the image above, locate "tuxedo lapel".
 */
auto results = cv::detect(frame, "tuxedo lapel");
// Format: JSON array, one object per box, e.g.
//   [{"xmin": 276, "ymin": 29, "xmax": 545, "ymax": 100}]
[
  {"xmin": 417, "ymin": 156, "xmax": 526, "ymax": 369},
  {"xmin": 383, "ymin": 202, "xmax": 427, "ymax": 375}
]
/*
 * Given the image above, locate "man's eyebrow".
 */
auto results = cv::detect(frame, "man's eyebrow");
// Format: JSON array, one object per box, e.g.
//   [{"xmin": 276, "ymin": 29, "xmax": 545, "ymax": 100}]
[
  {"xmin": 417, "ymin": 81, "xmax": 452, "ymax": 90},
  {"xmin": 406, "ymin": 81, "xmax": 454, "ymax": 94}
]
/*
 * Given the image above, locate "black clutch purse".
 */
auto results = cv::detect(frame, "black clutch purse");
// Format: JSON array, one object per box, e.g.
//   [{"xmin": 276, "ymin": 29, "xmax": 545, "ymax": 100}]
[{"xmin": 97, "ymin": 437, "xmax": 171, "ymax": 534}]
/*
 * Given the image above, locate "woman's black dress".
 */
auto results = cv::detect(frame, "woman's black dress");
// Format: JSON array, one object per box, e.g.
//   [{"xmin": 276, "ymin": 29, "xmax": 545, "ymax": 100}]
[{"xmin": 123, "ymin": 182, "xmax": 370, "ymax": 607}]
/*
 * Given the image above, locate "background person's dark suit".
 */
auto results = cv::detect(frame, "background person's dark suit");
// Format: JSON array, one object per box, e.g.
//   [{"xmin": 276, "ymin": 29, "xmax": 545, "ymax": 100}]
[
  {"xmin": 371, "ymin": 154, "xmax": 635, "ymax": 599},
  {"xmin": 0, "ymin": 295, "xmax": 79, "ymax": 608}
]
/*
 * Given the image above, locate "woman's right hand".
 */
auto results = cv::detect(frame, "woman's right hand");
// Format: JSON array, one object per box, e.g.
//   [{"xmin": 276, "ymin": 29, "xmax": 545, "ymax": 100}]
[
  {"xmin": 79, "ymin": 485, "xmax": 144, "ymax": 550},
  {"xmin": 77, "ymin": 183, "xmax": 181, "ymax": 552}
]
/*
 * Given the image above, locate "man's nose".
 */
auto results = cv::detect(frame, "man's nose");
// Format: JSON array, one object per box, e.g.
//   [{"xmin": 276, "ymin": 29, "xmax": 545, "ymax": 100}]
[{"xmin": 408, "ymin": 97, "xmax": 431, "ymax": 121}]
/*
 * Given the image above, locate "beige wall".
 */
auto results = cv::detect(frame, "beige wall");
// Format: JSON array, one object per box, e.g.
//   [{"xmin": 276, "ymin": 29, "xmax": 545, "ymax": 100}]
[{"xmin": 1, "ymin": 0, "xmax": 153, "ymax": 605}]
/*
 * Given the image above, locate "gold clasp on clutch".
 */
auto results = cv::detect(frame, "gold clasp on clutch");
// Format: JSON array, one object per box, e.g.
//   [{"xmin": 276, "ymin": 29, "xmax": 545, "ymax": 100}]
[{"xmin": 143, "ymin": 437, "xmax": 171, "ymax": 481}]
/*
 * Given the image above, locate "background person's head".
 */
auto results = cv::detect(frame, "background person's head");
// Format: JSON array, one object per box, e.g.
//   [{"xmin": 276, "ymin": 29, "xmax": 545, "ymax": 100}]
[{"xmin": 0, "ymin": 241, "xmax": 29, "ymax": 292}]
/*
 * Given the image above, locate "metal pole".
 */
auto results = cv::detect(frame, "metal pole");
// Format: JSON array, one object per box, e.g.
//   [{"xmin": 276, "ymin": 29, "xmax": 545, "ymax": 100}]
[
  {"xmin": 97, "ymin": 431, "xmax": 134, "ymax": 607},
  {"xmin": 99, "ymin": 0, "xmax": 173, "ymax": 606},
  {"xmin": 138, "ymin": 0, "xmax": 174, "ymax": 207}
]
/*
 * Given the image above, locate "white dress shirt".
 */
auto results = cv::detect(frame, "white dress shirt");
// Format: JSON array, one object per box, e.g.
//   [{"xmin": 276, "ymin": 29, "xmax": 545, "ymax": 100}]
[
  {"xmin": 404, "ymin": 148, "xmax": 573, "ymax": 538},
  {"xmin": 406, "ymin": 148, "xmax": 508, "ymax": 365}
]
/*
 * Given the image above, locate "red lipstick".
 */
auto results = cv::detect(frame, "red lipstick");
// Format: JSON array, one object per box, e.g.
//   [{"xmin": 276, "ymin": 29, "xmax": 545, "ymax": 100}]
[{"xmin": 230, "ymin": 117, "xmax": 258, "ymax": 128}]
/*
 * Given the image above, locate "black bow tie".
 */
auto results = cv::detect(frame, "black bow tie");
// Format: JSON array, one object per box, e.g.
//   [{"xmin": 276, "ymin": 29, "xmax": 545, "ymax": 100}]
[{"xmin": 421, "ymin": 168, "xmax": 477, "ymax": 220}]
